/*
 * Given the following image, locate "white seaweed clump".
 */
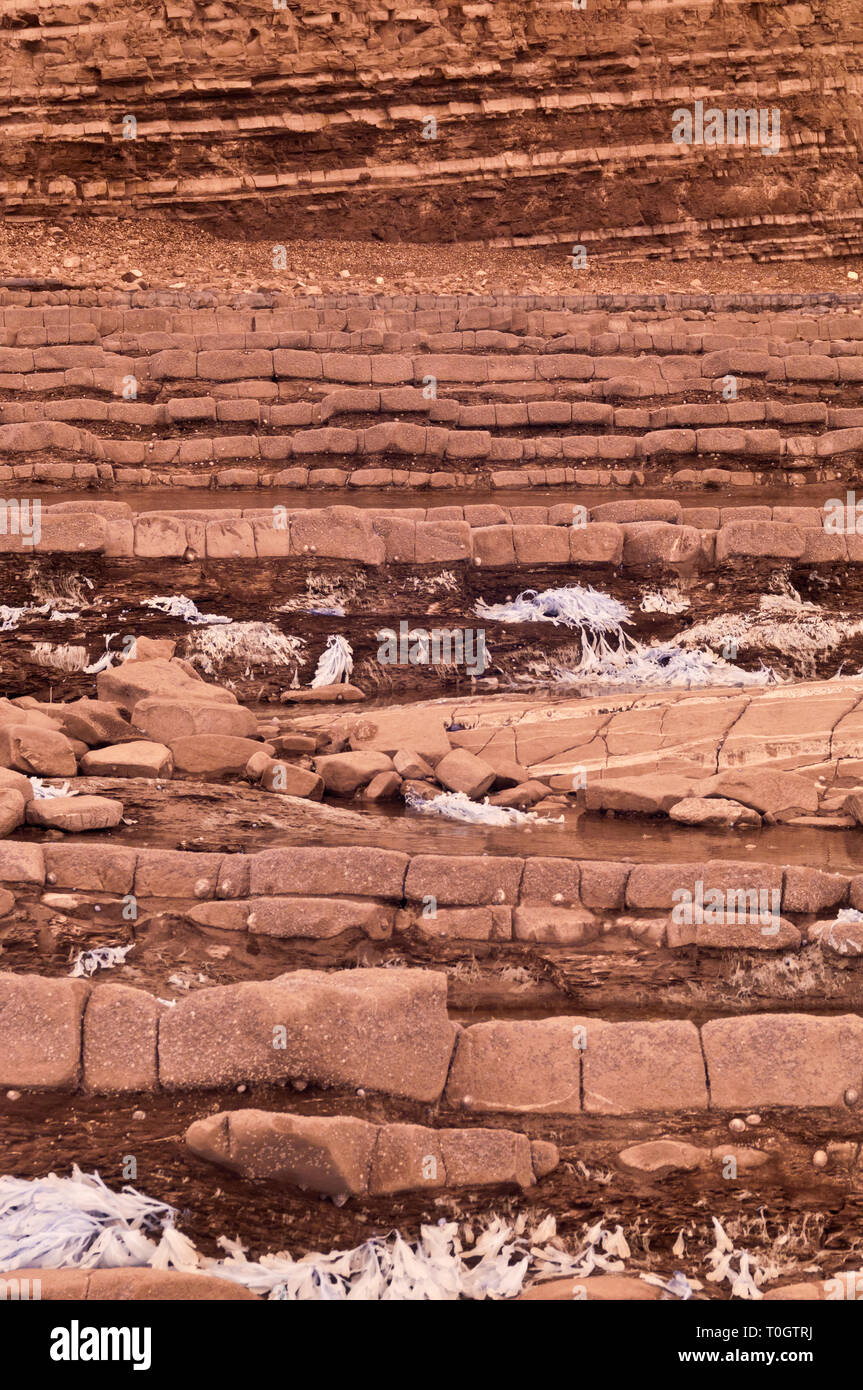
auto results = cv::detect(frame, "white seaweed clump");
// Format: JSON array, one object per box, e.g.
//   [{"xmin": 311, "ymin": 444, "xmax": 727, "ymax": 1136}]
[
  {"xmin": 311, "ymin": 634, "xmax": 353, "ymax": 686},
  {"xmin": 184, "ymin": 622, "xmax": 306, "ymax": 677}
]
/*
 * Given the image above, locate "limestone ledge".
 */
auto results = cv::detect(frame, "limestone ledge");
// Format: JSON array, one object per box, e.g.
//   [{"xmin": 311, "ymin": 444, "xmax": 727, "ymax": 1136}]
[{"xmin": 0, "ymin": 963, "xmax": 860, "ymax": 1110}]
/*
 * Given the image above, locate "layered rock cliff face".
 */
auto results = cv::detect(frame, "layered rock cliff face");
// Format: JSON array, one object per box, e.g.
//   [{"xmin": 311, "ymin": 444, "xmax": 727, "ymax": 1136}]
[{"xmin": 1, "ymin": 0, "xmax": 862, "ymax": 258}]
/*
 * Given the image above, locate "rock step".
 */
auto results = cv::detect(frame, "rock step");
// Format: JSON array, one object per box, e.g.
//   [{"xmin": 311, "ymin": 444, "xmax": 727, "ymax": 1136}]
[
  {"xmin": 4, "ymin": 840, "xmax": 862, "ymax": 916},
  {"xmin": 4, "ymin": 505, "xmax": 863, "ymax": 567},
  {"xmin": 0, "ymin": 1268, "xmax": 255, "ymax": 1300},
  {"xmin": 2, "ymin": 965, "xmax": 862, "ymax": 1110},
  {"xmin": 185, "ymin": 1110, "xmax": 556, "ymax": 1195},
  {"xmin": 0, "ymin": 460, "xmax": 818, "ymax": 491},
  {"xmin": 6, "ymin": 395, "xmax": 863, "ymax": 434}
]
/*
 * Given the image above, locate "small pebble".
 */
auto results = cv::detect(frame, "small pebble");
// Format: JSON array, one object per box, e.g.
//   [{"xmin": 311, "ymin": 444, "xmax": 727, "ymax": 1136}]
[
  {"xmin": 236, "ymin": 1083, "xmax": 247, "ymax": 1094},
  {"xmin": 132, "ymin": 1110, "xmax": 146, "ymax": 1121},
  {"xmin": 729, "ymin": 1117, "xmax": 746, "ymax": 1133},
  {"xmin": 845, "ymin": 1087, "xmax": 859, "ymax": 1107},
  {"xmin": 813, "ymin": 1149, "xmax": 828, "ymax": 1169},
  {"xmin": 745, "ymin": 1114, "xmax": 761, "ymax": 1126},
  {"xmin": 6, "ymin": 1090, "xmax": 20, "ymax": 1101}
]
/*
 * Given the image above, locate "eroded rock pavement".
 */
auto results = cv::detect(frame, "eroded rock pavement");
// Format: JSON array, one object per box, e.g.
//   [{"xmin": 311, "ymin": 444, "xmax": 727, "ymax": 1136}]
[{"xmin": 4, "ymin": 0, "xmax": 863, "ymax": 1321}]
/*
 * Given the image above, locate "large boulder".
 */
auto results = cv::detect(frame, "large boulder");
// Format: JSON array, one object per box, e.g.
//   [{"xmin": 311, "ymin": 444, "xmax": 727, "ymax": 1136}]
[
  {"xmin": 257, "ymin": 759, "xmax": 324, "ymax": 799},
  {"xmin": 169, "ymin": 735, "xmax": 273, "ymax": 778},
  {"xmin": 80, "ymin": 741, "xmax": 173, "ymax": 778},
  {"xmin": 0, "ymin": 724, "xmax": 77, "ymax": 776},
  {"xmin": 699, "ymin": 768, "xmax": 818, "ymax": 819},
  {"xmin": 669, "ymin": 797, "xmax": 761, "ymax": 827},
  {"xmin": 97, "ymin": 659, "xmax": 236, "ymax": 718},
  {"xmin": 132, "ymin": 697, "xmax": 257, "ymax": 743},
  {"xmin": 0, "ymin": 768, "xmax": 33, "ymax": 802},
  {"xmin": 585, "ymin": 774, "xmax": 699, "ymax": 815},
  {"xmin": 0, "ymin": 789, "xmax": 26, "ymax": 835},
  {"xmin": 20, "ymin": 699, "xmax": 133, "ymax": 747},
  {"xmin": 346, "ymin": 708, "xmax": 451, "ymax": 762},
  {"xmin": 314, "ymin": 751, "xmax": 393, "ymax": 795},
  {"xmin": 435, "ymin": 748, "xmax": 496, "ymax": 798},
  {"xmin": 159, "ymin": 967, "xmax": 456, "ymax": 1101}
]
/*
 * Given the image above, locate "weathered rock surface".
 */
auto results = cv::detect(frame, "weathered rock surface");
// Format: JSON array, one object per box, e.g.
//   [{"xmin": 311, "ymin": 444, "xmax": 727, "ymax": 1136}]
[
  {"xmin": 187, "ymin": 896, "xmax": 394, "ymax": 939},
  {"xmin": 0, "ymin": 972, "xmax": 89, "ymax": 1089},
  {"xmin": 186, "ymin": 1111, "xmax": 548, "ymax": 1195},
  {"xmin": 25, "ymin": 795, "xmax": 124, "ymax": 832},
  {"xmin": 159, "ymin": 967, "xmax": 456, "ymax": 1101},
  {"xmin": 80, "ymin": 741, "xmax": 172, "ymax": 778}
]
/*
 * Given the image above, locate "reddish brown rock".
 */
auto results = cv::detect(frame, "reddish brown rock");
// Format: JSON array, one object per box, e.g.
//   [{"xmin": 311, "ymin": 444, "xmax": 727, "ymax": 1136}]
[
  {"xmin": 83, "ymin": 984, "xmax": 161, "ymax": 1093},
  {"xmin": 170, "ymin": 735, "xmax": 273, "ymax": 778},
  {"xmin": 405, "ymin": 854, "xmax": 523, "ymax": 905},
  {"xmin": 25, "ymin": 796, "xmax": 124, "ymax": 832},
  {"xmin": 186, "ymin": 1110, "xmax": 378, "ymax": 1196},
  {"xmin": 0, "ymin": 724, "xmax": 77, "ymax": 776},
  {"xmin": 314, "ymin": 750, "xmax": 394, "ymax": 795},
  {"xmin": 188, "ymin": 896, "xmax": 394, "ymax": 939},
  {"xmin": 434, "ymin": 747, "xmax": 496, "ymax": 798},
  {"xmin": 97, "ymin": 659, "xmax": 236, "ymax": 718},
  {"xmin": 80, "ymin": 741, "xmax": 172, "ymax": 778},
  {"xmin": 0, "ymin": 972, "xmax": 90, "ymax": 1089},
  {"xmin": 446, "ymin": 1017, "xmax": 584, "ymax": 1113},
  {"xmin": 132, "ymin": 697, "xmax": 257, "ymax": 742},
  {"xmin": 160, "ymin": 967, "xmax": 456, "ymax": 1101},
  {"xmin": 258, "ymin": 759, "xmax": 324, "ymax": 799}
]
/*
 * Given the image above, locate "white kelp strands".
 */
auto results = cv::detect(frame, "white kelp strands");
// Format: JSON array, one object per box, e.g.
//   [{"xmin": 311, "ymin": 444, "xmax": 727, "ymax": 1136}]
[
  {"xmin": 311, "ymin": 634, "xmax": 354, "ymax": 687},
  {"xmin": 475, "ymin": 584, "xmax": 776, "ymax": 688},
  {"xmin": 0, "ymin": 1169, "xmax": 710, "ymax": 1301}
]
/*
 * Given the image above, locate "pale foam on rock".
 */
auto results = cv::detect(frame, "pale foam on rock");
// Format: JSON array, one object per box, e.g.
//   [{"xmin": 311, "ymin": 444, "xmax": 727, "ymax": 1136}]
[
  {"xmin": 675, "ymin": 592, "xmax": 863, "ymax": 670},
  {"xmin": 29, "ymin": 778, "xmax": 76, "ymax": 800},
  {"xmin": 476, "ymin": 585, "xmax": 631, "ymax": 636},
  {"xmin": 547, "ymin": 642, "xmax": 776, "ymax": 690}
]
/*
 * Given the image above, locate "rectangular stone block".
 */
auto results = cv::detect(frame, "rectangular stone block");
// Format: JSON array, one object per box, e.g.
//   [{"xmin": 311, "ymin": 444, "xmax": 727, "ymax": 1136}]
[
  {"xmin": 250, "ymin": 846, "xmax": 408, "ymax": 899},
  {"xmin": 404, "ymin": 854, "xmax": 523, "ymax": 905},
  {"xmin": 445, "ymin": 1018, "xmax": 584, "ymax": 1113},
  {"xmin": 83, "ymin": 984, "xmax": 161, "ymax": 1093},
  {"xmin": 0, "ymin": 973, "xmax": 89, "ymax": 1089},
  {"xmin": 582, "ymin": 1020, "xmax": 708, "ymax": 1113},
  {"xmin": 702, "ymin": 1014, "xmax": 863, "ymax": 1108}
]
